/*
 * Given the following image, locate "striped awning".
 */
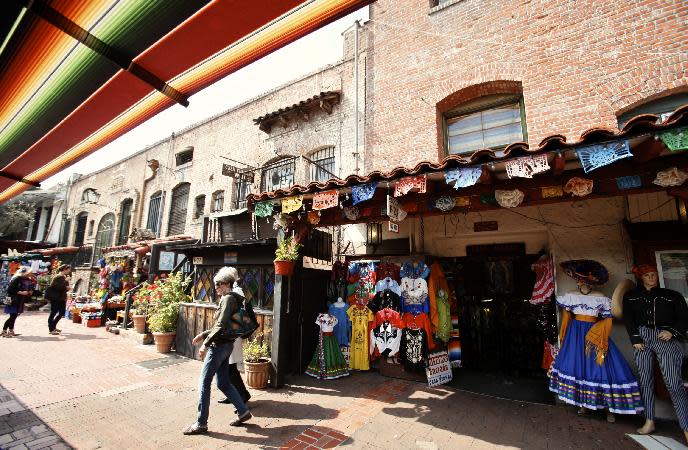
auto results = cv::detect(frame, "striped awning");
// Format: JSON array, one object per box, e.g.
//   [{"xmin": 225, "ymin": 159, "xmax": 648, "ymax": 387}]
[{"xmin": 0, "ymin": 0, "xmax": 373, "ymax": 202}]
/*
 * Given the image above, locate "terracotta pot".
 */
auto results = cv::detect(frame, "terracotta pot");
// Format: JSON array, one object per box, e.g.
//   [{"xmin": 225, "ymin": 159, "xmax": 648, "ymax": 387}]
[
  {"xmin": 132, "ymin": 315, "xmax": 147, "ymax": 333},
  {"xmin": 244, "ymin": 359, "xmax": 271, "ymax": 389},
  {"xmin": 274, "ymin": 260, "xmax": 295, "ymax": 276},
  {"xmin": 152, "ymin": 332, "xmax": 176, "ymax": 353},
  {"xmin": 72, "ymin": 313, "xmax": 81, "ymax": 324}
]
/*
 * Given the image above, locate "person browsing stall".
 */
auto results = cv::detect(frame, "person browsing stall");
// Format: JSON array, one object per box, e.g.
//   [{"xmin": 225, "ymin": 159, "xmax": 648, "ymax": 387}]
[
  {"xmin": 183, "ymin": 266, "xmax": 252, "ymax": 435},
  {"xmin": 2, "ymin": 267, "xmax": 34, "ymax": 338},
  {"xmin": 46, "ymin": 264, "xmax": 71, "ymax": 335}
]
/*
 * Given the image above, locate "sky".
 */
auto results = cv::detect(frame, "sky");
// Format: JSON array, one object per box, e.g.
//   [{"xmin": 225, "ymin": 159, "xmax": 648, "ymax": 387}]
[{"xmin": 42, "ymin": 6, "xmax": 370, "ymax": 188}]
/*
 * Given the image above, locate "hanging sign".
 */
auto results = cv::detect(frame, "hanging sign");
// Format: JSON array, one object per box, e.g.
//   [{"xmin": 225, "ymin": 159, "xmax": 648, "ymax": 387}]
[
  {"xmin": 386, "ymin": 195, "xmax": 407, "ymax": 222},
  {"xmin": 394, "ymin": 175, "xmax": 427, "ymax": 197},
  {"xmin": 254, "ymin": 200, "xmax": 275, "ymax": 218},
  {"xmin": 192, "ymin": 257, "xmax": 204, "ymax": 265},
  {"xmin": 505, "ymin": 154, "xmax": 550, "ymax": 179},
  {"xmin": 653, "ymin": 167, "xmax": 688, "ymax": 187},
  {"xmin": 564, "ymin": 177, "xmax": 593, "ymax": 197},
  {"xmin": 222, "ymin": 164, "xmax": 255, "ymax": 182},
  {"xmin": 312, "ymin": 190, "xmax": 339, "ymax": 210},
  {"xmin": 444, "ymin": 167, "xmax": 481, "ymax": 190},
  {"xmin": 455, "ymin": 196, "xmax": 471, "ymax": 207},
  {"xmin": 352, "ymin": 182, "xmax": 378, "ymax": 205},
  {"xmin": 425, "ymin": 351, "xmax": 453, "ymax": 387},
  {"xmin": 388, "ymin": 221, "xmax": 399, "ymax": 233},
  {"xmin": 474, "ymin": 221, "xmax": 498, "ymax": 232},
  {"xmin": 576, "ymin": 141, "xmax": 632, "ymax": 173},
  {"xmin": 658, "ymin": 126, "xmax": 688, "ymax": 152},
  {"xmin": 616, "ymin": 175, "xmax": 642, "ymax": 190},
  {"xmin": 281, "ymin": 195, "xmax": 303, "ymax": 214}
]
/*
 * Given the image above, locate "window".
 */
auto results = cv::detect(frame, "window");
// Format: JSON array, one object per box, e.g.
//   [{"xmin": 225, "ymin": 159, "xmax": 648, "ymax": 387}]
[
  {"xmin": 146, "ymin": 191, "xmax": 163, "ymax": 237},
  {"xmin": 617, "ymin": 93, "xmax": 688, "ymax": 128},
  {"xmin": 74, "ymin": 212, "xmax": 88, "ymax": 246},
  {"xmin": 211, "ymin": 190, "xmax": 225, "ymax": 212},
  {"xmin": 88, "ymin": 220, "xmax": 95, "ymax": 237},
  {"xmin": 93, "ymin": 213, "xmax": 115, "ymax": 263},
  {"xmin": 193, "ymin": 265, "xmax": 275, "ymax": 309},
  {"xmin": 261, "ymin": 157, "xmax": 296, "ymax": 192},
  {"xmin": 117, "ymin": 199, "xmax": 133, "ymax": 245},
  {"xmin": 308, "ymin": 147, "xmax": 336, "ymax": 182},
  {"xmin": 175, "ymin": 146, "xmax": 194, "ymax": 166},
  {"xmin": 168, "ymin": 183, "xmax": 190, "ymax": 235},
  {"xmin": 445, "ymin": 94, "xmax": 526, "ymax": 155},
  {"xmin": 234, "ymin": 179, "xmax": 252, "ymax": 210},
  {"xmin": 194, "ymin": 195, "xmax": 206, "ymax": 219},
  {"xmin": 29, "ymin": 207, "xmax": 41, "ymax": 240},
  {"xmin": 60, "ymin": 218, "xmax": 71, "ymax": 246},
  {"xmin": 41, "ymin": 206, "xmax": 53, "ymax": 241},
  {"xmin": 655, "ymin": 250, "xmax": 688, "ymax": 299}
]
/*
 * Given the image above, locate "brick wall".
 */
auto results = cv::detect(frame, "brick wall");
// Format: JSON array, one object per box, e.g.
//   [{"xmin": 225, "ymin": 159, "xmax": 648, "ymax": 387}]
[{"xmin": 364, "ymin": 0, "xmax": 688, "ymax": 171}]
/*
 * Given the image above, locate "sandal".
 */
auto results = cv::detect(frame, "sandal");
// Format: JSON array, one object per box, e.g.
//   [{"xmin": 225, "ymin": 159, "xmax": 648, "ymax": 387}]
[{"xmin": 182, "ymin": 423, "xmax": 208, "ymax": 435}]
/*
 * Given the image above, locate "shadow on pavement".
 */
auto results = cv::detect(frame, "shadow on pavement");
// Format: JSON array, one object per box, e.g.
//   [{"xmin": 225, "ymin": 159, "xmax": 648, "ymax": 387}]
[{"xmin": 14, "ymin": 333, "xmax": 103, "ymax": 342}]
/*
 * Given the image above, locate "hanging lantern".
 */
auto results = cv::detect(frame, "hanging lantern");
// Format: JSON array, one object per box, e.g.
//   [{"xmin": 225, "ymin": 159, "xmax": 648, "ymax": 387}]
[{"xmin": 366, "ymin": 222, "xmax": 383, "ymax": 246}]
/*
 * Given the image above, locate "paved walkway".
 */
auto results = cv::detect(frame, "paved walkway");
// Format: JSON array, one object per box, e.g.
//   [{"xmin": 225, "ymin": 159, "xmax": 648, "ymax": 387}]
[{"xmin": 0, "ymin": 311, "xmax": 686, "ymax": 449}]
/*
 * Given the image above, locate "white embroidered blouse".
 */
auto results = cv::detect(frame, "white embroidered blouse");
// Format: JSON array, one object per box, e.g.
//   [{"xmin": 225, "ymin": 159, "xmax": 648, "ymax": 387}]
[
  {"xmin": 556, "ymin": 292, "xmax": 612, "ymax": 318},
  {"xmin": 316, "ymin": 313, "xmax": 339, "ymax": 333}
]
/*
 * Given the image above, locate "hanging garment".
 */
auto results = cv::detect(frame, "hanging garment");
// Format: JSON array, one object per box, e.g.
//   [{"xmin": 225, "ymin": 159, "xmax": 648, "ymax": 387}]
[
  {"xmin": 401, "ymin": 312, "xmax": 435, "ymax": 351},
  {"xmin": 374, "ymin": 308, "xmax": 402, "ymax": 328},
  {"xmin": 399, "ymin": 328, "xmax": 429, "ymax": 373},
  {"xmin": 435, "ymin": 291, "xmax": 452, "ymax": 343},
  {"xmin": 347, "ymin": 304, "xmax": 374, "ymax": 370},
  {"xmin": 347, "ymin": 262, "xmax": 377, "ymax": 305},
  {"xmin": 368, "ymin": 290, "xmax": 401, "ymax": 313},
  {"xmin": 548, "ymin": 293, "xmax": 643, "ymax": 414},
  {"xmin": 427, "ymin": 261, "xmax": 449, "ymax": 334},
  {"xmin": 328, "ymin": 302, "xmax": 351, "ymax": 347},
  {"xmin": 305, "ymin": 314, "xmax": 350, "ymax": 380},
  {"xmin": 530, "ymin": 254, "xmax": 555, "ymax": 305},
  {"xmin": 370, "ymin": 323, "xmax": 402, "ymax": 358},
  {"xmin": 400, "ymin": 261, "xmax": 430, "ymax": 279},
  {"xmin": 375, "ymin": 277, "xmax": 401, "ymax": 296},
  {"xmin": 447, "ymin": 313, "xmax": 462, "ymax": 368},
  {"xmin": 401, "ymin": 277, "xmax": 429, "ymax": 314},
  {"xmin": 376, "ymin": 263, "xmax": 401, "ymax": 283}
]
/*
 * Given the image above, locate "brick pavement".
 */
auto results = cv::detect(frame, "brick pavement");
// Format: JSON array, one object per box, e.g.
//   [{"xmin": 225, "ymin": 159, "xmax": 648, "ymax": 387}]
[{"xmin": 0, "ymin": 311, "xmax": 685, "ymax": 449}]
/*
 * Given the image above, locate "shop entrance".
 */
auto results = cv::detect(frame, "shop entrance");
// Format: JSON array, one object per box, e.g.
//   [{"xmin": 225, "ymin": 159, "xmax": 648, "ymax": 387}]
[{"xmin": 443, "ymin": 244, "xmax": 557, "ymax": 403}]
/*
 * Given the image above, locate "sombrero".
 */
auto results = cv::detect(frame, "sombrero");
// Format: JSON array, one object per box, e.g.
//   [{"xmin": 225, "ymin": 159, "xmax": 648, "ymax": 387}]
[{"xmin": 560, "ymin": 260, "xmax": 609, "ymax": 287}]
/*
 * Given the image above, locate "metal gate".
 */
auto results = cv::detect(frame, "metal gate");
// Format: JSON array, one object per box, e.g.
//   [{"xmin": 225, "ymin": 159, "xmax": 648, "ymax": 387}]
[{"xmin": 168, "ymin": 183, "xmax": 190, "ymax": 235}]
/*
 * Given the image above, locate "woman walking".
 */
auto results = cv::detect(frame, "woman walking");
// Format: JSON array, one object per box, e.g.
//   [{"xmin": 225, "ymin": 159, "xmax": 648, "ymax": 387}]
[
  {"xmin": 183, "ymin": 266, "xmax": 252, "ymax": 435},
  {"xmin": 46, "ymin": 264, "xmax": 71, "ymax": 335},
  {"xmin": 2, "ymin": 267, "xmax": 34, "ymax": 337}
]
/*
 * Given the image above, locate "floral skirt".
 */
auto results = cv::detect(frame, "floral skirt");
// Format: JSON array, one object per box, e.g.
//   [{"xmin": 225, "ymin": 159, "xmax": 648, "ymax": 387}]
[
  {"xmin": 305, "ymin": 333, "xmax": 350, "ymax": 380},
  {"xmin": 549, "ymin": 319, "xmax": 643, "ymax": 414}
]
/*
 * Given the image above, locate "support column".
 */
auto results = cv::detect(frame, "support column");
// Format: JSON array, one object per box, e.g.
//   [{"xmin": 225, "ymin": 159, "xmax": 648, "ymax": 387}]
[{"xmin": 270, "ymin": 273, "xmax": 290, "ymax": 388}]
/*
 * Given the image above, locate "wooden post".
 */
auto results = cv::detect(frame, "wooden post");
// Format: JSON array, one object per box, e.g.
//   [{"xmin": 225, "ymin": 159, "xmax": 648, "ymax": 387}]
[{"xmin": 270, "ymin": 273, "xmax": 290, "ymax": 387}]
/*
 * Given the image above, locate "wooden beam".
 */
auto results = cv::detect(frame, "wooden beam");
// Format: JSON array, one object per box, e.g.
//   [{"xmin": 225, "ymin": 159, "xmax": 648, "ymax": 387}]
[{"xmin": 319, "ymin": 99, "xmax": 333, "ymax": 114}]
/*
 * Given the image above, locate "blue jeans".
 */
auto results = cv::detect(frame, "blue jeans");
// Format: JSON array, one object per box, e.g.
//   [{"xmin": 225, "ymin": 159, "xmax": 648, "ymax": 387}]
[{"xmin": 196, "ymin": 341, "xmax": 248, "ymax": 426}]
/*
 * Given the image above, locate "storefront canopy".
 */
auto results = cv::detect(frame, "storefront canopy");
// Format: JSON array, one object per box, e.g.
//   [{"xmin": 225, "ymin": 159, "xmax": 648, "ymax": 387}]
[{"xmin": 0, "ymin": 0, "xmax": 373, "ymax": 203}]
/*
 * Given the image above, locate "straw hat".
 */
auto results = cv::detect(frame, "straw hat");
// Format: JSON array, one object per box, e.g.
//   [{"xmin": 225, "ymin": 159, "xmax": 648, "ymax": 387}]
[
  {"xmin": 560, "ymin": 260, "xmax": 609, "ymax": 287},
  {"xmin": 611, "ymin": 278, "xmax": 635, "ymax": 318}
]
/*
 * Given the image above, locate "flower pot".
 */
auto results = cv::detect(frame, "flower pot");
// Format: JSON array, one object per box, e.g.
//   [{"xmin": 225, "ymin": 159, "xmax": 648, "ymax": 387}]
[
  {"xmin": 72, "ymin": 313, "xmax": 81, "ymax": 324},
  {"xmin": 274, "ymin": 260, "xmax": 295, "ymax": 276},
  {"xmin": 152, "ymin": 332, "xmax": 176, "ymax": 353},
  {"xmin": 132, "ymin": 315, "xmax": 147, "ymax": 333},
  {"xmin": 244, "ymin": 359, "xmax": 271, "ymax": 389}
]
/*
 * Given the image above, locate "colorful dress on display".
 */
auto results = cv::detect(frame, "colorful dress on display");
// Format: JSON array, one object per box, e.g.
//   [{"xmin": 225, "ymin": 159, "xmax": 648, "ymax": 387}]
[
  {"xmin": 328, "ymin": 302, "xmax": 351, "ymax": 347},
  {"xmin": 400, "ymin": 277, "xmax": 429, "ymax": 314},
  {"xmin": 399, "ymin": 328, "xmax": 429, "ymax": 373},
  {"xmin": 305, "ymin": 313, "xmax": 350, "ymax": 380},
  {"xmin": 376, "ymin": 263, "xmax": 401, "ymax": 283},
  {"xmin": 370, "ymin": 323, "xmax": 402, "ymax": 358},
  {"xmin": 368, "ymin": 290, "xmax": 401, "ymax": 313},
  {"xmin": 347, "ymin": 262, "xmax": 377, "ymax": 305},
  {"xmin": 548, "ymin": 292, "xmax": 643, "ymax": 414},
  {"xmin": 347, "ymin": 304, "xmax": 374, "ymax": 370}
]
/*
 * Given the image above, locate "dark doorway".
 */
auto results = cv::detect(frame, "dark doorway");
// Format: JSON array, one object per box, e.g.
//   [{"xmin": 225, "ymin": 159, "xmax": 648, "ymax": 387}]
[
  {"xmin": 442, "ymin": 249, "xmax": 556, "ymax": 404},
  {"xmin": 295, "ymin": 267, "xmax": 332, "ymax": 373}
]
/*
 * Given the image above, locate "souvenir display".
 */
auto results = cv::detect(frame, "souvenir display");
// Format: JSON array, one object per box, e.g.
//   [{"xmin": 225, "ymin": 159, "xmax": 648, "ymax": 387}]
[
  {"xmin": 254, "ymin": 200, "xmax": 275, "ymax": 218},
  {"xmin": 530, "ymin": 254, "xmax": 554, "ymax": 305},
  {"xmin": 352, "ymin": 182, "xmax": 378, "ymax": 205},
  {"xmin": 281, "ymin": 195, "xmax": 303, "ymax": 214},
  {"xmin": 386, "ymin": 196, "xmax": 407, "ymax": 222},
  {"xmin": 576, "ymin": 141, "xmax": 633, "ymax": 173},
  {"xmin": 328, "ymin": 298, "xmax": 351, "ymax": 347},
  {"xmin": 394, "ymin": 175, "xmax": 427, "ymax": 197},
  {"xmin": 428, "ymin": 261, "xmax": 451, "ymax": 343},
  {"xmin": 615, "ymin": 175, "xmax": 642, "ymax": 190},
  {"xmin": 347, "ymin": 303, "xmax": 374, "ymax": 370},
  {"xmin": 653, "ymin": 166, "xmax": 688, "ymax": 187},
  {"xmin": 305, "ymin": 313, "xmax": 350, "ymax": 380},
  {"xmin": 505, "ymin": 154, "xmax": 549, "ymax": 179},
  {"xmin": 434, "ymin": 195, "xmax": 456, "ymax": 212},
  {"xmin": 444, "ymin": 167, "xmax": 481, "ymax": 189},
  {"xmin": 312, "ymin": 190, "xmax": 339, "ymax": 210},
  {"xmin": 549, "ymin": 260, "xmax": 643, "ymax": 418},
  {"xmin": 343, "ymin": 206, "xmax": 361, "ymax": 221},
  {"xmin": 563, "ymin": 177, "xmax": 593, "ymax": 197},
  {"xmin": 541, "ymin": 186, "xmax": 563, "ymax": 198},
  {"xmin": 658, "ymin": 126, "xmax": 688, "ymax": 152},
  {"xmin": 495, "ymin": 189, "xmax": 524, "ymax": 208},
  {"xmin": 347, "ymin": 261, "xmax": 377, "ymax": 305}
]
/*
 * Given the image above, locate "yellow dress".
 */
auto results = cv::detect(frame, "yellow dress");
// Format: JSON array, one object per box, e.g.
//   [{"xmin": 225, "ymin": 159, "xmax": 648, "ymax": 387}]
[{"xmin": 347, "ymin": 304, "xmax": 374, "ymax": 370}]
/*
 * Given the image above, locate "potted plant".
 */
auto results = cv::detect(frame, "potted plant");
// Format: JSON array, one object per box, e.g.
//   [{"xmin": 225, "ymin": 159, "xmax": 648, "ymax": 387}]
[
  {"xmin": 146, "ymin": 272, "xmax": 191, "ymax": 353},
  {"xmin": 131, "ymin": 281, "xmax": 156, "ymax": 333},
  {"xmin": 243, "ymin": 331, "xmax": 271, "ymax": 389},
  {"xmin": 274, "ymin": 235, "xmax": 302, "ymax": 276}
]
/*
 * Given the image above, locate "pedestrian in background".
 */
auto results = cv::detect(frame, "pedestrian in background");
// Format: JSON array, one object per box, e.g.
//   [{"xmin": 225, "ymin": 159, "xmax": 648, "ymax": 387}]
[
  {"xmin": 2, "ymin": 267, "xmax": 34, "ymax": 337},
  {"xmin": 183, "ymin": 266, "xmax": 251, "ymax": 435},
  {"xmin": 46, "ymin": 264, "xmax": 72, "ymax": 335}
]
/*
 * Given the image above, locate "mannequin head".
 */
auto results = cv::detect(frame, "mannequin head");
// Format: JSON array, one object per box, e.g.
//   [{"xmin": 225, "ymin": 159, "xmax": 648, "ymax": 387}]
[
  {"xmin": 633, "ymin": 264, "xmax": 659, "ymax": 290},
  {"xmin": 577, "ymin": 281, "xmax": 593, "ymax": 295}
]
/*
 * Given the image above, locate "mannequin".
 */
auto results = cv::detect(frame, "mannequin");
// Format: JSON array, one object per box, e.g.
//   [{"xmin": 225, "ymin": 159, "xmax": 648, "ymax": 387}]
[
  {"xmin": 333, "ymin": 297, "xmax": 346, "ymax": 307},
  {"xmin": 549, "ymin": 260, "xmax": 643, "ymax": 421},
  {"xmin": 329, "ymin": 297, "xmax": 351, "ymax": 348},
  {"xmin": 623, "ymin": 264, "xmax": 688, "ymax": 441},
  {"xmin": 305, "ymin": 304, "xmax": 349, "ymax": 380}
]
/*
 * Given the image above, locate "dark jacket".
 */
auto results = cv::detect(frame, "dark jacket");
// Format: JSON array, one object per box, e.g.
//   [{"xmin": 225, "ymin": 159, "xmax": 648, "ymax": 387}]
[
  {"xmin": 623, "ymin": 285, "xmax": 688, "ymax": 345},
  {"xmin": 5, "ymin": 276, "xmax": 31, "ymax": 314},
  {"xmin": 201, "ymin": 292, "xmax": 244, "ymax": 347},
  {"xmin": 46, "ymin": 274, "xmax": 69, "ymax": 302}
]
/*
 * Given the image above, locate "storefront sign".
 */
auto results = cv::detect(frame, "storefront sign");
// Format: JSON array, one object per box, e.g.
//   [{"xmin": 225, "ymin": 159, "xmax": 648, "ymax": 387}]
[
  {"xmin": 388, "ymin": 221, "xmax": 399, "ymax": 233},
  {"xmin": 222, "ymin": 164, "xmax": 255, "ymax": 182},
  {"xmin": 192, "ymin": 257, "xmax": 203, "ymax": 265},
  {"xmin": 158, "ymin": 251, "xmax": 175, "ymax": 271},
  {"xmin": 223, "ymin": 251, "xmax": 238, "ymax": 264},
  {"xmin": 473, "ymin": 221, "xmax": 498, "ymax": 232},
  {"xmin": 426, "ymin": 351, "xmax": 453, "ymax": 387}
]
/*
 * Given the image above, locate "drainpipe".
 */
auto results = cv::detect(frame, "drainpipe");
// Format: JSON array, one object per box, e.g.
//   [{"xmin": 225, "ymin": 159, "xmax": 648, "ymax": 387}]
[{"xmin": 353, "ymin": 19, "xmax": 360, "ymax": 173}]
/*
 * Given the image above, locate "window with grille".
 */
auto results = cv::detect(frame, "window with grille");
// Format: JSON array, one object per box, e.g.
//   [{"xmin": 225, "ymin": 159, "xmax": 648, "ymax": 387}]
[
  {"xmin": 211, "ymin": 190, "xmax": 224, "ymax": 212},
  {"xmin": 175, "ymin": 147, "xmax": 194, "ymax": 166},
  {"xmin": 445, "ymin": 94, "xmax": 526, "ymax": 155},
  {"xmin": 168, "ymin": 183, "xmax": 190, "ymax": 235},
  {"xmin": 309, "ymin": 147, "xmax": 336, "ymax": 182},
  {"xmin": 193, "ymin": 265, "xmax": 275, "ymax": 310},
  {"xmin": 146, "ymin": 192, "xmax": 162, "ymax": 237},
  {"xmin": 261, "ymin": 157, "xmax": 296, "ymax": 192},
  {"xmin": 74, "ymin": 213, "xmax": 87, "ymax": 246},
  {"xmin": 93, "ymin": 213, "xmax": 115, "ymax": 263},
  {"xmin": 117, "ymin": 199, "xmax": 133, "ymax": 245},
  {"xmin": 233, "ymin": 180, "xmax": 252, "ymax": 209},
  {"xmin": 194, "ymin": 195, "xmax": 205, "ymax": 219}
]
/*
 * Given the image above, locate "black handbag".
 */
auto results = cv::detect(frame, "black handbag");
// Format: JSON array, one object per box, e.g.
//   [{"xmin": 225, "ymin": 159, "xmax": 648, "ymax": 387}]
[{"xmin": 228, "ymin": 294, "xmax": 259, "ymax": 339}]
